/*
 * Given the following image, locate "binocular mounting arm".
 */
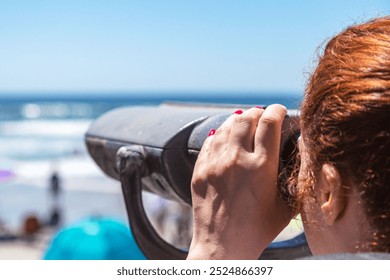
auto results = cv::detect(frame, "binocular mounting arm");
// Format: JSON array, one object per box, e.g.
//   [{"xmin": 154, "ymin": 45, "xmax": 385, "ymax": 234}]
[{"xmin": 116, "ymin": 145, "xmax": 187, "ymax": 260}]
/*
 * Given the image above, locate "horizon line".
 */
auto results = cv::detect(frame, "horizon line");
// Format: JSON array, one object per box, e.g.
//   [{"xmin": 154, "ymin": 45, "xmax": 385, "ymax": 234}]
[{"xmin": 0, "ymin": 90, "xmax": 302, "ymax": 96}]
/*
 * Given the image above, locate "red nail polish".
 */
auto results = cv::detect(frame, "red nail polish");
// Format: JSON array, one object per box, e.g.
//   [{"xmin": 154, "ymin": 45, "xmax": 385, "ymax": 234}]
[
  {"xmin": 254, "ymin": 106, "xmax": 264, "ymax": 109},
  {"xmin": 208, "ymin": 129, "xmax": 216, "ymax": 136},
  {"xmin": 234, "ymin": 109, "xmax": 243, "ymax": 115}
]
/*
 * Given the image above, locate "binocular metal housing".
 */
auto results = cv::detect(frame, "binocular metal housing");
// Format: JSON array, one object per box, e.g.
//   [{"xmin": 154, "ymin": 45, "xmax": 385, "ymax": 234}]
[{"xmin": 86, "ymin": 103, "xmax": 306, "ymax": 259}]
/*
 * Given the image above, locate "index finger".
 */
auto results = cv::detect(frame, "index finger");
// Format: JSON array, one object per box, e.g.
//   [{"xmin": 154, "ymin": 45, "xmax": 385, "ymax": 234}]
[{"xmin": 254, "ymin": 104, "xmax": 287, "ymax": 162}]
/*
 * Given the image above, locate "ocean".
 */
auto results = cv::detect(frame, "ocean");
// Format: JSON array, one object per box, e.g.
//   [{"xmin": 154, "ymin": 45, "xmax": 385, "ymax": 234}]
[
  {"xmin": 0, "ymin": 92, "xmax": 303, "ymax": 252},
  {"xmin": 0, "ymin": 92, "xmax": 302, "ymax": 164}
]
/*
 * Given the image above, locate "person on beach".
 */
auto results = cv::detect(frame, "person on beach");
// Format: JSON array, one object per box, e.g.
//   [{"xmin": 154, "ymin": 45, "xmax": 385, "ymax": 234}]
[
  {"xmin": 187, "ymin": 16, "xmax": 390, "ymax": 259},
  {"xmin": 48, "ymin": 169, "xmax": 62, "ymax": 226}
]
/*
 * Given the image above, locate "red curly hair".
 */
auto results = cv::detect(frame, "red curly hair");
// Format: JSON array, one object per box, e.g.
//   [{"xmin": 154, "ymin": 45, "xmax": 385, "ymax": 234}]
[{"xmin": 300, "ymin": 16, "xmax": 390, "ymax": 251}]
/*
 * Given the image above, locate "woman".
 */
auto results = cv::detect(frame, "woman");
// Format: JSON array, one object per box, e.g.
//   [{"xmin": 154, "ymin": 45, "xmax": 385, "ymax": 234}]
[{"xmin": 187, "ymin": 16, "xmax": 390, "ymax": 259}]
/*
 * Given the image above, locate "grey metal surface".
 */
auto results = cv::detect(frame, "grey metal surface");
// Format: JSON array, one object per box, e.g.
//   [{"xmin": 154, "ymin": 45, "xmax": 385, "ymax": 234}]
[
  {"xmin": 86, "ymin": 104, "xmax": 236, "ymax": 148},
  {"xmin": 85, "ymin": 103, "xmax": 300, "ymax": 204}
]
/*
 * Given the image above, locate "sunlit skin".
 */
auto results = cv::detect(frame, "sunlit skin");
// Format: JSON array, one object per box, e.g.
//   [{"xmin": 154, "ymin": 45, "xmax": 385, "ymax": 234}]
[
  {"xmin": 187, "ymin": 105, "xmax": 292, "ymax": 259},
  {"xmin": 297, "ymin": 137, "xmax": 371, "ymax": 255},
  {"xmin": 187, "ymin": 105, "xmax": 372, "ymax": 259},
  {"xmin": 187, "ymin": 16, "xmax": 390, "ymax": 259}
]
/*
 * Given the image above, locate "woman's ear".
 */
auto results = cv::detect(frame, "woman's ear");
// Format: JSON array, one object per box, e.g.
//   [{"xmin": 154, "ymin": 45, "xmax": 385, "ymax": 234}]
[{"xmin": 318, "ymin": 164, "xmax": 346, "ymax": 225}]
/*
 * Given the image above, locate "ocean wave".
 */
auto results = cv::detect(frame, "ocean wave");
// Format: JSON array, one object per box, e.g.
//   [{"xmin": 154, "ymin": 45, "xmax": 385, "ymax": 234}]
[{"xmin": 0, "ymin": 119, "xmax": 92, "ymax": 137}]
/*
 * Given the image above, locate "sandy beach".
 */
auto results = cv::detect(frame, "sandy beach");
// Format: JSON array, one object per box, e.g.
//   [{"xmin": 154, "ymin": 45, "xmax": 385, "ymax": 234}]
[
  {"xmin": 0, "ymin": 156, "xmax": 196, "ymax": 259},
  {"xmin": 0, "ymin": 156, "xmax": 131, "ymax": 259}
]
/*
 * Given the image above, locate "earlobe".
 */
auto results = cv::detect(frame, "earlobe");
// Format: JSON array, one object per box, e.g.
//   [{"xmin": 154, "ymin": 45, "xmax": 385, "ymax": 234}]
[{"xmin": 319, "ymin": 164, "xmax": 346, "ymax": 225}]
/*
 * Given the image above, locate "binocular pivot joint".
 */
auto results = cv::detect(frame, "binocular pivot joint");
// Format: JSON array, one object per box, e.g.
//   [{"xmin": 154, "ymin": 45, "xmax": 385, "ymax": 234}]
[
  {"xmin": 116, "ymin": 145, "xmax": 146, "ymax": 178},
  {"xmin": 116, "ymin": 145, "xmax": 187, "ymax": 260}
]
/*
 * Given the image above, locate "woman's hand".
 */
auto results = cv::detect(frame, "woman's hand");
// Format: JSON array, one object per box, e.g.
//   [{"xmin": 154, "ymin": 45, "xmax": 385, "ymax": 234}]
[{"xmin": 187, "ymin": 104, "xmax": 292, "ymax": 260}]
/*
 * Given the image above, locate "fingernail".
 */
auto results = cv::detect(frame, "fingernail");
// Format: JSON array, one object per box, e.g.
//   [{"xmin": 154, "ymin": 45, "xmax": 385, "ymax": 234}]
[
  {"xmin": 208, "ymin": 129, "xmax": 216, "ymax": 137},
  {"xmin": 254, "ymin": 105, "xmax": 264, "ymax": 109},
  {"xmin": 233, "ymin": 109, "xmax": 243, "ymax": 115}
]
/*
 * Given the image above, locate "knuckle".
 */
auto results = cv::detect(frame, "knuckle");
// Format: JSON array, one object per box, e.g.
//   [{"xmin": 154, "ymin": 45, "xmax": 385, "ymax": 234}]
[
  {"xmin": 260, "ymin": 115, "xmax": 280, "ymax": 126},
  {"xmin": 245, "ymin": 155, "xmax": 261, "ymax": 169},
  {"xmin": 225, "ymin": 150, "xmax": 245, "ymax": 169},
  {"xmin": 233, "ymin": 115, "xmax": 249, "ymax": 125},
  {"xmin": 254, "ymin": 153, "xmax": 276, "ymax": 170},
  {"xmin": 233, "ymin": 112, "xmax": 260, "ymax": 128},
  {"xmin": 191, "ymin": 166, "xmax": 206, "ymax": 184},
  {"xmin": 192, "ymin": 159, "xmax": 221, "ymax": 184},
  {"xmin": 191, "ymin": 175, "xmax": 204, "ymax": 188},
  {"xmin": 224, "ymin": 152, "xmax": 267, "ymax": 173}
]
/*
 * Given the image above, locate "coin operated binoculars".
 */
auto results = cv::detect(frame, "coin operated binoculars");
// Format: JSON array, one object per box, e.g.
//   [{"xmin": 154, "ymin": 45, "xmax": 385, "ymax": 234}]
[{"xmin": 85, "ymin": 103, "xmax": 308, "ymax": 259}]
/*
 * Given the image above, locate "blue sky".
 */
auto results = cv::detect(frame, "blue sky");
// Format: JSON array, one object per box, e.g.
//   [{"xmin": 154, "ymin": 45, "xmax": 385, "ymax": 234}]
[{"xmin": 0, "ymin": 0, "xmax": 388, "ymax": 96}]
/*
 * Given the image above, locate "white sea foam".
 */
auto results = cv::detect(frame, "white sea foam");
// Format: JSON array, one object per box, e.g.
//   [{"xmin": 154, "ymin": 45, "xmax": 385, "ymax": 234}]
[
  {"xmin": 0, "ymin": 119, "xmax": 121, "ymax": 193},
  {"xmin": 20, "ymin": 102, "xmax": 95, "ymax": 119},
  {"xmin": 0, "ymin": 119, "xmax": 92, "ymax": 138},
  {"xmin": 0, "ymin": 119, "xmax": 93, "ymax": 160}
]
